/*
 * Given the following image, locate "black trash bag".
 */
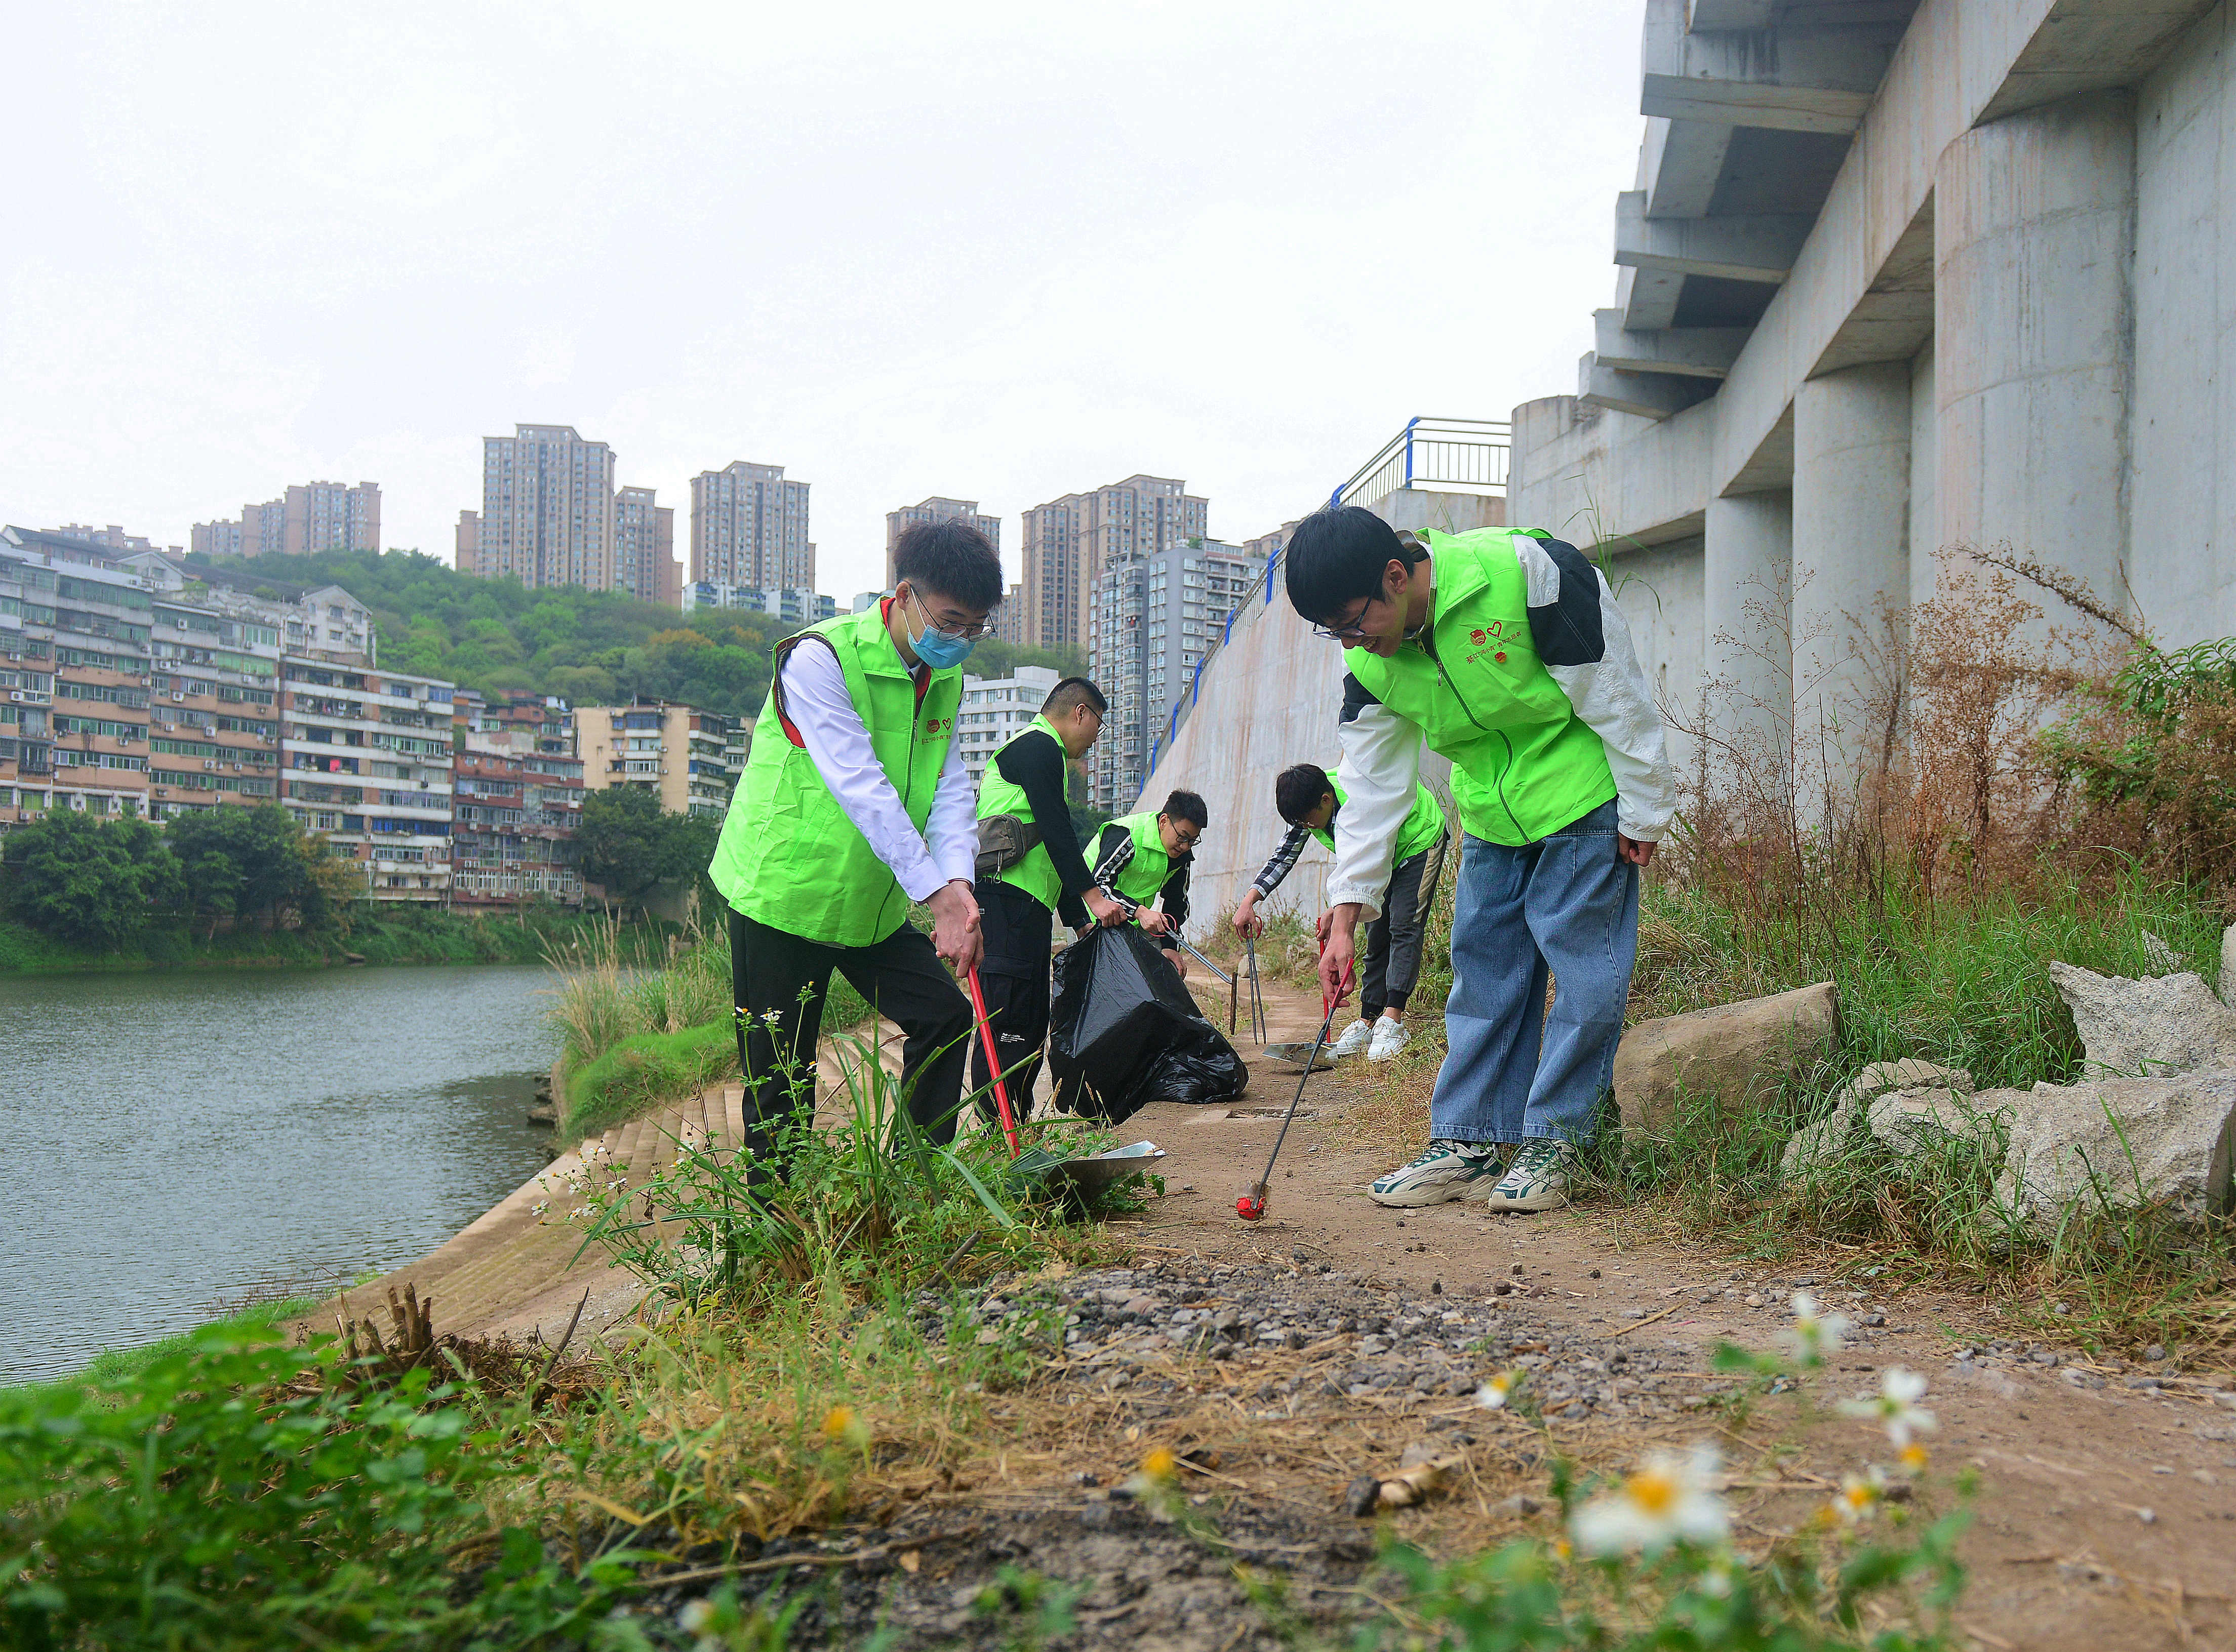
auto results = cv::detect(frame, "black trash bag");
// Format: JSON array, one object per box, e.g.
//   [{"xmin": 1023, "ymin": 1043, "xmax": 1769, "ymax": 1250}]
[{"xmin": 1047, "ymin": 925, "xmax": 1248, "ymax": 1125}]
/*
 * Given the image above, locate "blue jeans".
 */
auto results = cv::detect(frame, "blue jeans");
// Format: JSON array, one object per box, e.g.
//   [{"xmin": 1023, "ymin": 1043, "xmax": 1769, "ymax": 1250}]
[{"xmin": 1429, "ymin": 797, "xmax": 1639, "ymax": 1147}]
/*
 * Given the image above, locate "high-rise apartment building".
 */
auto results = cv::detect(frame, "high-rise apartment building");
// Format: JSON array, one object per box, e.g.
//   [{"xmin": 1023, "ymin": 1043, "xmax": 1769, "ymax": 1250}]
[
  {"xmin": 992, "ymin": 583, "xmax": 1028, "ymax": 645},
  {"xmin": 680, "ymin": 584, "xmax": 834, "ymax": 626},
  {"xmin": 691, "ymin": 462, "xmax": 812, "ymax": 592},
  {"xmin": 1021, "ymin": 475, "xmax": 1207, "ymax": 650},
  {"xmin": 1086, "ymin": 537, "xmax": 1264, "ymax": 811},
  {"xmin": 280, "ymin": 661, "xmax": 456, "ymax": 901},
  {"xmin": 466, "ymin": 426, "xmax": 618, "ymax": 590},
  {"xmin": 613, "ymin": 486, "xmax": 680, "ymax": 607},
  {"xmin": 191, "ymin": 482, "xmax": 381, "ymax": 559},
  {"xmin": 884, "ymin": 497, "xmax": 1001, "ymax": 590}
]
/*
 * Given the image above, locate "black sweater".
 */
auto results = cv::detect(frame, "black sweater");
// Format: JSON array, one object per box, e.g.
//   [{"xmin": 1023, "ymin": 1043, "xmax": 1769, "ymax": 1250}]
[{"xmin": 990, "ymin": 729, "xmax": 1093, "ymax": 929}]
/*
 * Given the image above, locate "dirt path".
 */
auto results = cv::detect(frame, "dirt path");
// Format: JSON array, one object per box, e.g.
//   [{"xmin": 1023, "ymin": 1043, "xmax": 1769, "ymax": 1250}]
[{"xmin": 1093, "ymin": 975, "xmax": 2236, "ymax": 1651}]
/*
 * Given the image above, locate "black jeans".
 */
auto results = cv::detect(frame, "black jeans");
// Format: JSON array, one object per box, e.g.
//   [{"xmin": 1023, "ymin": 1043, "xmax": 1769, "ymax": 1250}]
[
  {"xmin": 728, "ymin": 908, "xmax": 973, "ymax": 1175},
  {"xmin": 1362, "ymin": 834, "xmax": 1448, "ymax": 1019},
  {"xmin": 970, "ymin": 878, "xmax": 1056, "ymax": 1120}
]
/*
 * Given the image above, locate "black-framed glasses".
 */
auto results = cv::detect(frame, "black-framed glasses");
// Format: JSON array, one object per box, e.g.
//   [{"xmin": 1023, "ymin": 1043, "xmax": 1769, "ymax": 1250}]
[
  {"xmin": 907, "ymin": 588, "xmax": 998, "ymax": 640},
  {"xmin": 1309, "ymin": 596, "xmax": 1380, "ymax": 642}
]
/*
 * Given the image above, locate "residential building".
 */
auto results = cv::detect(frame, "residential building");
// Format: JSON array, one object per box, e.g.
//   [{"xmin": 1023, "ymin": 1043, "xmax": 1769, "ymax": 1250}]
[
  {"xmin": 450, "ymin": 716, "xmax": 584, "ymax": 907},
  {"xmin": 52, "ymin": 523, "xmax": 182, "ymax": 557},
  {"xmin": 467, "ymin": 425, "xmax": 618, "ymax": 591},
  {"xmin": 1018, "ymin": 495, "xmax": 1082, "ymax": 650},
  {"xmin": 1087, "ymin": 537, "xmax": 1265, "ymax": 811},
  {"xmin": 691, "ymin": 461, "xmax": 813, "ymax": 591},
  {"xmin": 0, "ymin": 528, "xmax": 154, "ymax": 823},
  {"xmin": 614, "ymin": 485, "xmax": 681, "ymax": 607},
  {"xmin": 191, "ymin": 482, "xmax": 381, "ymax": 558},
  {"xmin": 454, "ymin": 510, "xmax": 478, "ymax": 571},
  {"xmin": 577, "ymin": 702, "xmax": 744, "ymax": 819},
  {"xmin": 955, "ymin": 665, "xmax": 1060, "ymax": 789},
  {"xmin": 281, "ymin": 661, "xmax": 456, "ymax": 901},
  {"xmin": 0, "ymin": 526, "xmax": 297, "ymax": 826},
  {"xmin": 680, "ymin": 583, "xmax": 834, "ymax": 625},
  {"xmin": 1022, "ymin": 474, "xmax": 1206, "ymax": 650},
  {"xmin": 850, "ymin": 591, "xmax": 883, "ymax": 613},
  {"xmin": 129, "ymin": 556, "xmax": 375, "ymax": 667},
  {"xmin": 884, "ymin": 497, "xmax": 1001, "ymax": 590},
  {"xmin": 991, "ymin": 582, "xmax": 1029, "ymax": 645},
  {"xmin": 455, "ymin": 690, "xmax": 576, "ymax": 757}
]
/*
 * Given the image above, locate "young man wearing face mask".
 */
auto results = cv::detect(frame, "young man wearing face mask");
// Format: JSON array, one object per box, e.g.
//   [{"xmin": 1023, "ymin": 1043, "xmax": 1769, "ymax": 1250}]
[
  {"xmin": 708, "ymin": 518, "xmax": 1003, "ymax": 1179},
  {"xmin": 969, "ymin": 675, "xmax": 1128, "ymax": 1115}
]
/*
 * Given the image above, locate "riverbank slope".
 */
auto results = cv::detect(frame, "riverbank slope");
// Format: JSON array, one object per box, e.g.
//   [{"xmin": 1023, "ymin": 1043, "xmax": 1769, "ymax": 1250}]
[{"xmin": 0, "ymin": 908, "xmax": 672, "ymax": 975}]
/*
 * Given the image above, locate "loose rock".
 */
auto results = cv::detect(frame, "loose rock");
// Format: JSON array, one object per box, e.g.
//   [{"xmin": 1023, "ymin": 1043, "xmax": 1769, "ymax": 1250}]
[
  {"xmin": 1614, "ymin": 982, "xmax": 1839, "ymax": 1133},
  {"xmin": 2048, "ymin": 960, "xmax": 2236, "ymax": 1077}
]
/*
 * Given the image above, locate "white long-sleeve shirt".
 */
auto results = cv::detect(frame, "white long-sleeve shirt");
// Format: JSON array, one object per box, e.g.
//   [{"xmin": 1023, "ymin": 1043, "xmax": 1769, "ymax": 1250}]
[
  {"xmin": 778, "ymin": 639, "xmax": 977, "ymax": 903},
  {"xmin": 1328, "ymin": 535, "xmax": 1675, "ymax": 918}
]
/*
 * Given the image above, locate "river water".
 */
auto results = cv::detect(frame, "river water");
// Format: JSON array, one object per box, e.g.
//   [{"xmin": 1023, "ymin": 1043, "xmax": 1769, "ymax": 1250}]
[{"xmin": 0, "ymin": 963, "xmax": 563, "ymax": 1385}]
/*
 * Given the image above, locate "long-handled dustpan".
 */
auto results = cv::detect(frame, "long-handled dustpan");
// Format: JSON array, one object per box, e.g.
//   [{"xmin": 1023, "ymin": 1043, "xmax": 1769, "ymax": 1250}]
[{"xmin": 966, "ymin": 966, "xmax": 1163, "ymax": 1197}]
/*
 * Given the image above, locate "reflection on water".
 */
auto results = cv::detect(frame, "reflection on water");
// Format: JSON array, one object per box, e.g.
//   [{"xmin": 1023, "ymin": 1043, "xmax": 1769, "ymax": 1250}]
[{"xmin": 0, "ymin": 963, "xmax": 562, "ymax": 1384}]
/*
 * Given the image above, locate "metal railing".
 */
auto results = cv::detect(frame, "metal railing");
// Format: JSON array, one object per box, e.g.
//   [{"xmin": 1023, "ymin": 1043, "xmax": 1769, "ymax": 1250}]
[
  {"xmin": 1142, "ymin": 414, "xmax": 1509, "ymax": 783},
  {"xmin": 1330, "ymin": 416, "xmax": 1510, "ymax": 512}
]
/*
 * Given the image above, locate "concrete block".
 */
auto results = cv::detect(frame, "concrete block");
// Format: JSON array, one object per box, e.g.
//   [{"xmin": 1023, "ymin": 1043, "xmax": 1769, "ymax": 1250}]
[
  {"xmin": 1643, "ymin": 116, "xmax": 1735, "ymax": 219},
  {"xmin": 2047, "ymin": 960, "xmax": 2236, "ymax": 1077},
  {"xmin": 1688, "ymin": 0, "xmax": 1773, "ymax": 29},
  {"xmin": 1617, "ymin": 260, "xmax": 1685, "ymax": 333},
  {"xmin": 1595, "ymin": 309, "xmax": 1749, "ymax": 379},
  {"xmin": 1992, "ymin": 1072, "xmax": 2236, "ymax": 1231},
  {"xmin": 1643, "ymin": 0, "xmax": 1899, "ymax": 134},
  {"xmin": 1579, "ymin": 353, "xmax": 1716, "ymax": 421},
  {"xmin": 1616, "ymin": 191, "xmax": 1809, "ymax": 284},
  {"xmin": 1614, "ymin": 980, "xmax": 1839, "ymax": 1133}
]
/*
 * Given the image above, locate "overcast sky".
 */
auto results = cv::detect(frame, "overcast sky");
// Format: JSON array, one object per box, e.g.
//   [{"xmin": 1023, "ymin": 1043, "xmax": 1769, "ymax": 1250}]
[{"xmin": 5, "ymin": 1, "xmax": 1643, "ymax": 597}]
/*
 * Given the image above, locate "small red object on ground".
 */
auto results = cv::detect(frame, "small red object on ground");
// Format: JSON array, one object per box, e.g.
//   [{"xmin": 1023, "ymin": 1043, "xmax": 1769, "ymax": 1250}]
[{"xmin": 1236, "ymin": 1193, "xmax": 1264, "ymax": 1221}]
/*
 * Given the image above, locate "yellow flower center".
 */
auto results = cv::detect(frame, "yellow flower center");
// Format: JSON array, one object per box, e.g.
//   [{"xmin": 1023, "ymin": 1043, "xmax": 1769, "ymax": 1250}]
[
  {"xmin": 1142, "ymin": 1447, "xmax": 1177, "ymax": 1480},
  {"xmin": 820, "ymin": 1405, "xmax": 856, "ymax": 1440},
  {"xmin": 1900, "ymin": 1443, "xmax": 1930, "ymax": 1470},
  {"xmin": 1627, "ymin": 1469, "xmax": 1678, "ymax": 1515}
]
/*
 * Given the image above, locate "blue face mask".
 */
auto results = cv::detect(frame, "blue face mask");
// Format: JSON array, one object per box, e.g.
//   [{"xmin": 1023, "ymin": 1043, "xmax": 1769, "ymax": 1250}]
[{"xmin": 906, "ymin": 592, "xmax": 977, "ymax": 669}]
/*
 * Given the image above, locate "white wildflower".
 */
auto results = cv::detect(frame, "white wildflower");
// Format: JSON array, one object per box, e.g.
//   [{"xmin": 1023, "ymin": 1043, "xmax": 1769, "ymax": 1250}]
[
  {"xmin": 1572, "ymin": 1444, "xmax": 1728, "ymax": 1557},
  {"xmin": 1779, "ymin": 1290, "xmax": 1854, "ymax": 1363},
  {"xmin": 1832, "ymin": 1465, "xmax": 1888, "ymax": 1523},
  {"xmin": 1838, "ymin": 1367, "xmax": 1938, "ymax": 1447},
  {"xmin": 1475, "ymin": 1371, "xmax": 1521, "ymax": 1411}
]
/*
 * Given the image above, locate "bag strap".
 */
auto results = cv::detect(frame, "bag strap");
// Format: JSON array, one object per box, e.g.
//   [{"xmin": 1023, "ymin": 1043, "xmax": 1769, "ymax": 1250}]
[{"xmin": 767, "ymin": 632, "xmax": 841, "ymax": 749}]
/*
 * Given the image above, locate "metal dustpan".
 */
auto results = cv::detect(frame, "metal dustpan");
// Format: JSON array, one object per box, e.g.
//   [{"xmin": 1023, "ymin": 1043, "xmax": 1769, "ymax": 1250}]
[
  {"xmin": 1262, "ymin": 1041, "xmax": 1337, "ymax": 1071},
  {"xmin": 1039, "ymin": 1140, "xmax": 1166, "ymax": 1199}
]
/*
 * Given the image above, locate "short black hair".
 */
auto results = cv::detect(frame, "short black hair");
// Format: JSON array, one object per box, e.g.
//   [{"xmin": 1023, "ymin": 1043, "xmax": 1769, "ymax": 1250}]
[
  {"xmin": 893, "ymin": 519, "xmax": 1003, "ymax": 611},
  {"xmin": 1282, "ymin": 505, "xmax": 1422, "ymax": 626},
  {"xmin": 1161, "ymin": 789, "xmax": 1208, "ymax": 831},
  {"xmin": 1274, "ymin": 762, "xmax": 1335, "ymax": 825},
  {"xmin": 1043, "ymin": 676, "xmax": 1107, "ymax": 718}
]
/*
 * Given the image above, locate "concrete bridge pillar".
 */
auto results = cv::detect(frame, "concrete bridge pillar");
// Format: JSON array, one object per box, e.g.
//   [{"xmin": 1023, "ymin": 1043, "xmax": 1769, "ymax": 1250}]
[
  {"xmin": 1792, "ymin": 360, "xmax": 1912, "ymax": 821},
  {"xmin": 1702, "ymin": 492, "xmax": 1793, "ymax": 805},
  {"xmin": 1934, "ymin": 88, "xmax": 2136, "ymax": 624}
]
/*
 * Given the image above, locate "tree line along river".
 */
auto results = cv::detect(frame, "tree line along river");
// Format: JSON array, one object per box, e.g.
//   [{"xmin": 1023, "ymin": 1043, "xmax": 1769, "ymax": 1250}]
[{"xmin": 0, "ymin": 963, "xmax": 563, "ymax": 1385}]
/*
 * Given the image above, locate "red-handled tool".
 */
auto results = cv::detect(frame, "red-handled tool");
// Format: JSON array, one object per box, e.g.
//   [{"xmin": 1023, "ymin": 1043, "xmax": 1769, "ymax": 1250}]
[
  {"xmin": 965, "ymin": 965, "xmax": 1022, "ymax": 1158},
  {"xmin": 1236, "ymin": 950, "xmax": 1352, "ymax": 1222}
]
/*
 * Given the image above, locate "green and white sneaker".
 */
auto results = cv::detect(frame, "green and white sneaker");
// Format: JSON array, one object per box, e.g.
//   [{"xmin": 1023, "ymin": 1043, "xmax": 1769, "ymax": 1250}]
[
  {"xmin": 1485, "ymin": 1140, "xmax": 1577, "ymax": 1213},
  {"xmin": 1370, "ymin": 1139, "xmax": 1502, "ymax": 1208},
  {"xmin": 1330, "ymin": 1018, "xmax": 1374, "ymax": 1058}
]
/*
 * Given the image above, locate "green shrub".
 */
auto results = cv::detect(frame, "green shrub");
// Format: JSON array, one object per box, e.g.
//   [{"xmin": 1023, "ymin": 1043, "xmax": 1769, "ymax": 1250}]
[
  {"xmin": 0, "ymin": 1327, "xmax": 640, "ymax": 1650},
  {"xmin": 563, "ymin": 1019, "xmax": 742, "ymax": 1139}
]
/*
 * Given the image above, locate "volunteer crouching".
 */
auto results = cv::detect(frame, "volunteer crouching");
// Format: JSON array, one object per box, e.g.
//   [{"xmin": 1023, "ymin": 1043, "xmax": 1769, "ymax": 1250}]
[{"xmin": 707, "ymin": 518, "xmax": 1002, "ymax": 1181}]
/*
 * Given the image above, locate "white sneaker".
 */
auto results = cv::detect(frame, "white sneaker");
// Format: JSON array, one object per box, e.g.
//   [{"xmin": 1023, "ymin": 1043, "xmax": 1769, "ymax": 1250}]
[
  {"xmin": 1369, "ymin": 1139, "xmax": 1503, "ymax": 1207},
  {"xmin": 1329, "ymin": 1018, "xmax": 1374, "ymax": 1058},
  {"xmin": 1485, "ymin": 1140, "xmax": 1578, "ymax": 1213},
  {"xmin": 1367, "ymin": 1019, "xmax": 1410, "ymax": 1062}
]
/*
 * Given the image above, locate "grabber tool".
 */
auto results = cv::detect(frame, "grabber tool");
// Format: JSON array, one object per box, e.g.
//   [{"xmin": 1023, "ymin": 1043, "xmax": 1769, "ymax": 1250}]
[
  {"xmin": 1244, "ymin": 935, "xmax": 1269, "ymax": 1045},
  {"xmin": 1166, "ymin": 932, "xmax": 1232, "ymax": 986},
  {"xmin": 1236, "ymin": 951, "xmax": 1352, "ymax": 1222},
  {"xmin": 965, "ymin": 965, "xmax": 1023, "ymax": 1157}
]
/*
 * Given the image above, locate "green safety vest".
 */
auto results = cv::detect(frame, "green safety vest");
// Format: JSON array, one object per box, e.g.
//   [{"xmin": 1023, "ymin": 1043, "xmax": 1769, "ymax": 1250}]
[
  {"xmin": 1104, "ymin": 811, "xmax": 1173, "ymax": 906},
  {"xmin": 975, "ymin": 712, "xmax": 1066, "ymax": 913},
  {"xmin": 1344, "ymin": 527, "xmax": 1615, "ymax": 847},
  {"xmin": 709, "ymin": 605, "xmax": 962, "ymax": 947},
  {"xmin": 1317, "ymin": 776, "xmax": 1448, "ymax": 866}
]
